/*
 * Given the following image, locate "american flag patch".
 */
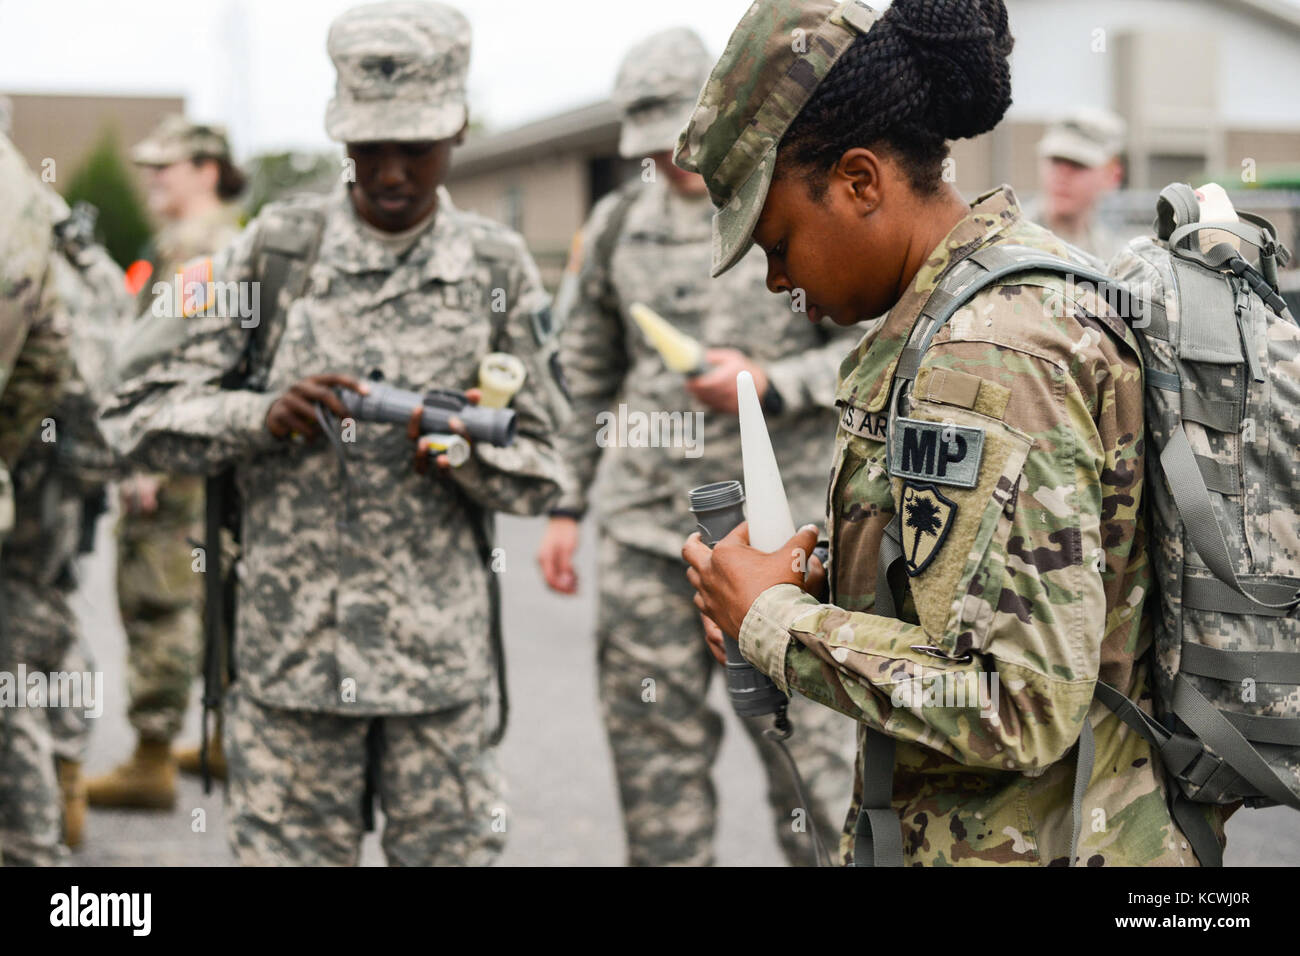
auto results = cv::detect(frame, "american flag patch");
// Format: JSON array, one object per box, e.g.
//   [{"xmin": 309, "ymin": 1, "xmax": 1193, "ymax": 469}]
[{"xmin": 179, "ymin": 258, "xmax": 213, "ymax": 317}]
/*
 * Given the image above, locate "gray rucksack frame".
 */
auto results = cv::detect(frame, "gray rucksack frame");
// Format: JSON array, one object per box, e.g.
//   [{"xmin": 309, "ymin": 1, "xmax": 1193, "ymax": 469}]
[{"xmin": 857, "ymin": 185, "xmax": 1300, "ymax": 868}]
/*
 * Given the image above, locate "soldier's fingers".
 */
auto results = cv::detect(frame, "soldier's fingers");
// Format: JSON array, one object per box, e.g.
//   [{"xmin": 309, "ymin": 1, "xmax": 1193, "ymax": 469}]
[
  {"xmin": 280, "ymin": 395, "xmax": 322, "ymax": 436},
  {"xmin": 681, "ymin": 531, "xmax": 710, "ymax": 569},
  {"xmin": 805, "ymin": 553, "xmax": 828, "ymax": 599},
  {"xmin": 412, "ymin": 439, "xmax": 430, "ymax": 475},
  {"xmin": 293, "ymin": 381, "xmax": 349, "ymax": 418},
  {"xmin": 463, "ymin": 388, "xmax": 482, "ymax": 406},
  {"xmin": 407, "ymin": 406, "xmax": 424, "ymax": 441},
  {"xmin": 434, "ymin": 453, "xmax": 451, "ymax": 472},
  {"xmin": 685, "ymin": 565, "xmax": 703, "ymax": 591},
  {"xmin": 447, "ymin": 415, "xmax": 470, "ymax": 440},
  {"xmin": 315, "ymin": 373, "xmax": 367, "ymax": 395}
]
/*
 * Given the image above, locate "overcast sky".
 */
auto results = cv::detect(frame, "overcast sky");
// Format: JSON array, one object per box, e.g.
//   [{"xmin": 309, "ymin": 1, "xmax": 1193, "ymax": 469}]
[
  {"xmin": 0, "ymin": 0, "xmax": 759, "ymax": 157},
  {"xmin": 2, "ymin": 0, "xmax": 1298, "ymax": 159}
]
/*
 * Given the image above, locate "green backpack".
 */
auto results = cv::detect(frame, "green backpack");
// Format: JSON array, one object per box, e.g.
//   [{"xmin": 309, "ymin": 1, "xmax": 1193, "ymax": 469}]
[{"xmin": 860, "ymin": 184, "xmax": 1300, "ymax": 868}]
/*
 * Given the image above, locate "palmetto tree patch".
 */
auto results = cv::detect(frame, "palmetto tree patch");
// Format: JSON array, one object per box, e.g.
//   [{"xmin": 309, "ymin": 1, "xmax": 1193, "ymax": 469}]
[{"xmin": 901, "ymin": 482, "xmax": 957, "ymax": 576}]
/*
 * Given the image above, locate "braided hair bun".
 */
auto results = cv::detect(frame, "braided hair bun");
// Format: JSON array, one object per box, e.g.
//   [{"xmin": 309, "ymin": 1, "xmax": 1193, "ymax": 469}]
[
  {"xmin": 890, "ymin": 0, "xmax": 1014, "ymax": 140},
  {"xmin": 781, "ymin": 0, "xmax": 1015, "ymax": 194}
]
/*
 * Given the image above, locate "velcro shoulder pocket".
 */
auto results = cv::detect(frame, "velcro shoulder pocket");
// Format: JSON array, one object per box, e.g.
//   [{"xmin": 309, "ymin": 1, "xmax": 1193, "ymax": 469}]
[{"xmin": 890, "ymin": 399, "xmax": 1032, "ymax": 655}]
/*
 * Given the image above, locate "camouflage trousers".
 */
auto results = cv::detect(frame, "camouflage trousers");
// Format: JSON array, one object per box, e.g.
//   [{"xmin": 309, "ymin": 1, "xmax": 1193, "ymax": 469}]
[
  {"xmin": 0, "ymin": 575, "xmax": 92, "ymax": 866},
  {"xmin": 225, "ymin": 688, "xmax": 506, "ymax": 866},
  {"xmin": 116, "ymin": 474, "xmax": 204, "ymax": 742},
  {"xmin": 596, "ymin": 535, "xmax": 855, "ymax": 866}
]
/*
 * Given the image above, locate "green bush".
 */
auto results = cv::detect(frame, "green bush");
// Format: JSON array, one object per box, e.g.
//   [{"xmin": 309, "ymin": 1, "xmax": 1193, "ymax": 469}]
[{"xmin": 62, "ymin": 129, "xmax": 153, "ymax": 269}]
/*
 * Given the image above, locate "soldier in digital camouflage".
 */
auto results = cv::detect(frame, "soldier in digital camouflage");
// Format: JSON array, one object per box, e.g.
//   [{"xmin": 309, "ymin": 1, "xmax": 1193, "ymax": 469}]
[
  {"xmin": 535, "ymin": 27, "xmax": 855, "ymax": 867},
  {"xmin": 0, "ymin": 130, "xmax": 73, "ymax": 866},
  {"xmin": 681, "ymin": 0, "xmax": 1228, "ymax": 866},
  {"xmin": 87, "ymin": 117, "xmax": 248, "ymax": 810},
  {"xmin": 9, "ymin": 190, "xmax": 135, "ymax": 853},
  {"xmin": 101, "ymin": 0, "xmax": 569, "ymax": 865}
]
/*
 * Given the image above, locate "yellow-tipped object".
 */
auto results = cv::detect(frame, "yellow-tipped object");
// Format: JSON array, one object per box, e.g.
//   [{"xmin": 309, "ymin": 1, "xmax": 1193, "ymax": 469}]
[
  {"xmin": 629, "ymin": 302, "xmax": 706, "ymax": 375},
  {"xmin": 477, "ymin": 352, "xmax": 527, "ymax": 409}
]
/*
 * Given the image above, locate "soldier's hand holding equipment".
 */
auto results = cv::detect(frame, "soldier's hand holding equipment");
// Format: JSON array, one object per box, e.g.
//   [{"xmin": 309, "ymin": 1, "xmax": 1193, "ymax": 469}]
[
  {"xmin": 334, "ymin": 381, "xmax": 515, "ymax": 473},
  {"xmin": 266, "ymin": 373, "xmax": 367, "ymax": 441}
]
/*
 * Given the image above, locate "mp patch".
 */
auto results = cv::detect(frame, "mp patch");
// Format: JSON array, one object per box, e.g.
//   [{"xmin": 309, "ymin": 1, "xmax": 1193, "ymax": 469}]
[
  {"xmin": 901, "ymin": 482, "xmax": 957, "ymax": 576},
  {"xmin": 889, "ymin": 417, "xmax": 984, "ymax": 488}
]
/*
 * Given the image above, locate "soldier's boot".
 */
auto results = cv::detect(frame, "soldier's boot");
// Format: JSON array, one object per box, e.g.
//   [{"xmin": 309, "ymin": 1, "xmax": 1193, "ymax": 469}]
[
  {"xmin": 175, "ymin": 736, "xmax": 226, "ymax": 781},
  {"xmin": 57, "ymin": 758, "xmax": 87, "ymax": 849},
  {"xmin": 85, "ymin": 737, "xmax": 177, "ymax": 810}
]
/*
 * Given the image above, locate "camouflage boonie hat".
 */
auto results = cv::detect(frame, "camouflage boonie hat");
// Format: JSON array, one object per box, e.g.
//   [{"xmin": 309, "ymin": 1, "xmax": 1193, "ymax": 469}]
[
  {"xmin": 1037, "ymin": 107, "xmax": 1127, "ymax": 168},
  {"xmin": 675, "ymin": 0, "xmax": 881, "ymax": 277},
  {"xmin": 325, "ymin": 1, "xmax": 470, "ymax": 143},
  {"xmin": 131, "ymin": 115, "xmax": 232, "ymax": 166},
  {"xmin": 612, "ymin": 28, "xmax": 712, "ymax": 160}
]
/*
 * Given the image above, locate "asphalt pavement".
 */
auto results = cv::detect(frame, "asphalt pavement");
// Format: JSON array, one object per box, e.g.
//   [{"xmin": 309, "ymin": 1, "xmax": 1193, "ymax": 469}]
[{"xmin": 68, "ymin": 510, "xmax": 1300, "ymax": 867}]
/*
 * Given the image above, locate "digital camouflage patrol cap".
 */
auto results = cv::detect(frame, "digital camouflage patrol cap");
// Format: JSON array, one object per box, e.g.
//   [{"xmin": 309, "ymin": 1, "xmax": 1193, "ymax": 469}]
[
  {"xmin": 612, "ymin": 28, "xmax": 712, "ymax": 160},
  {"xmin": 326, "ymin": 1, "xmax": 470, "ymax": 143},
  {"xmin": 674, "ymin": 0, "xmax": 881, "ymax": 277},
  {"xmin": 1037, "ymin": 107, "xmax": 1127, "ymax": 169},
  {"xmin": 131, "ymin": 115, "xmax": 232, "ymax": 166}
]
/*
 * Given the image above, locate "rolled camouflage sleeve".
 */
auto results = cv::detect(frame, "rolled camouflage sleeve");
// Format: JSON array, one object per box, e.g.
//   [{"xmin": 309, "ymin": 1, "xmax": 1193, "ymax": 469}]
[
  {"xmin": 445, "ymin": 237, "xmax": 568, "ymax": 516},
  {"xmin": 740, "ymin": 289, "xmax": 1143, "ymax": 775},
  {"xmin": 547, "ymin": 194, "xmax": 631, "ymax": 515},
  {"xmin": 99, "ymin": 219, "xmax": 281, "ymax": 474}
]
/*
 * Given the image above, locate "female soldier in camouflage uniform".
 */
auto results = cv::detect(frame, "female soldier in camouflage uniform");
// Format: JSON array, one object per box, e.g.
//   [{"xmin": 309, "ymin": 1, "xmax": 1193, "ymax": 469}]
[{"xmin": 682, "ymin": 0, "xmax": 1227, "ymax": 865}]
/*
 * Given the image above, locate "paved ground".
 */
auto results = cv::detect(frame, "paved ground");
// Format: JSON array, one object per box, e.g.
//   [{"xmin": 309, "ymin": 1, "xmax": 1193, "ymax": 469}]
[{"xmin": 69, "ymin": 511, "xmax": 1299, "ymax": 867}]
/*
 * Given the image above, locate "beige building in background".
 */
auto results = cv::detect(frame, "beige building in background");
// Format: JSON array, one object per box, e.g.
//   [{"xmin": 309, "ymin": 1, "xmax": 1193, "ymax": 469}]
[
  {"xmin": 3, "ymin": 92, "xmax": 184, "ymax": 196},
  {"xmin": 448, "ymin": 0, "xmax": 1300, "ymax": 286}
]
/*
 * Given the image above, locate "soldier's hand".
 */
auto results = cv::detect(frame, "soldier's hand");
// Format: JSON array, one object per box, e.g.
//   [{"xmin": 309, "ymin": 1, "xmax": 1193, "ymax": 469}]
[
  {"xmin": 804, "ymin": 549, "xmax": 828, "ymax": 602},
  {"xmin": 411, "ymin": 388, "xmax": 481, "ymax": 474},
  {"xmin": 267, "ymin": 374, "xmax": 366, "ymax": 442},
  {"xmin": 120, "ymin": 473, "xmax": 161, "ymax": 516},
  {"xmin": 537, "ymin": 515, "xmax": 580, "ymax": 594},
  {"xmin": 699, "ymin": 612, "xmax": 727, "ymax": 665},
  {"xmin": 685, "ymin": 348, "xmax": 769, "ymax": 415},
  {"xmin": 683, "ymin": 521, "xmax": 819, "ymax": 640}
]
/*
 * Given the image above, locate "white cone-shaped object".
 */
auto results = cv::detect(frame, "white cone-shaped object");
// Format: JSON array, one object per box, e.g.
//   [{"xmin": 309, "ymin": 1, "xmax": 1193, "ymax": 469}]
[{"xmin": 737, "ymin": 370, "xmax": 796, "ymax": 552}]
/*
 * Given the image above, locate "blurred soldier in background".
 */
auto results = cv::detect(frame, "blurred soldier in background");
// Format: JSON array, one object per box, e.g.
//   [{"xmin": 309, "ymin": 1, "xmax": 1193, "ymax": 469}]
[
  {"xmin": 101, "ymin": 0, "xmax": 569, "ymax": 865},
  {"xmin": 535, "ymin": 28, "xmax": 854, "ymax": 867},
  {"xmin": 25, "ymin": 193, "xmax": 134, "ymax": 851},
  {"xmin": 87, "ymin": 117, "xmax": 246, "ymax": 809},
  {"xmin": 1026, "ymin": 107, "xmax": 1128, "ymax": 262},
  {"xmin": 0, "ymin": 131, "xmax": 71, "ymax": 865}
]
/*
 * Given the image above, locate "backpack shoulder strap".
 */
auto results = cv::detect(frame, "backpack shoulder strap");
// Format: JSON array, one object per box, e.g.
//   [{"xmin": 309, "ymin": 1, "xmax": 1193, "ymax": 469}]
[
  {"xmin": 242, "ymin": 203, "xmax": 328, "ymax": 388},
  {"xmin": 592, "ymin": 183, "xmax": 639, "ymax": 287},
  {"xmin": 893, "ymin": 244, "xmax": 1119, "ymax": 386},
  {"xmin": 469, "ymin": 234, "xmax": 518, "ymax": 353}
]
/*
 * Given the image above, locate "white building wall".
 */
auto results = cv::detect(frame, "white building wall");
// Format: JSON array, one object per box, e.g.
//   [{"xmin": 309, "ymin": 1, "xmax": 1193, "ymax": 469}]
[{"xmin": 1005, "ymin": 0, "xmax": 1300, "ymax": 128}]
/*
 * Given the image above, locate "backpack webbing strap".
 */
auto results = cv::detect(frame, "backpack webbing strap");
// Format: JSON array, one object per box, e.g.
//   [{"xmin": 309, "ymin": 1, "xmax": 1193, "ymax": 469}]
[
  {"xmin": 1092, "ymin": 680, "xmax": 1225, "ymax": 867},
  {"xmin": 1181, "ymin": 642, "xmax": 1300, "ymax": 683},
  {"xmin": 1183, "ymin": 576, "xmax": 1300, "ymax": 617},
  {"xmin": 1161, "ymin": 426, "xmax": 1300, "ymax": 611},
  {"xmin": 1171, "ymin": 675, "xmax": 1300, "ymax": 811},
  {"xmin": 851, "ymin": 729, "xmax": 902, "ymax": 867},
  {"xmin": 1069, "ymin": 719, "xmax": 1095, "ymax": 866},
  {"xmin": 848, "ymin": 513, "xmax": 907, "ymax": 866}
]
